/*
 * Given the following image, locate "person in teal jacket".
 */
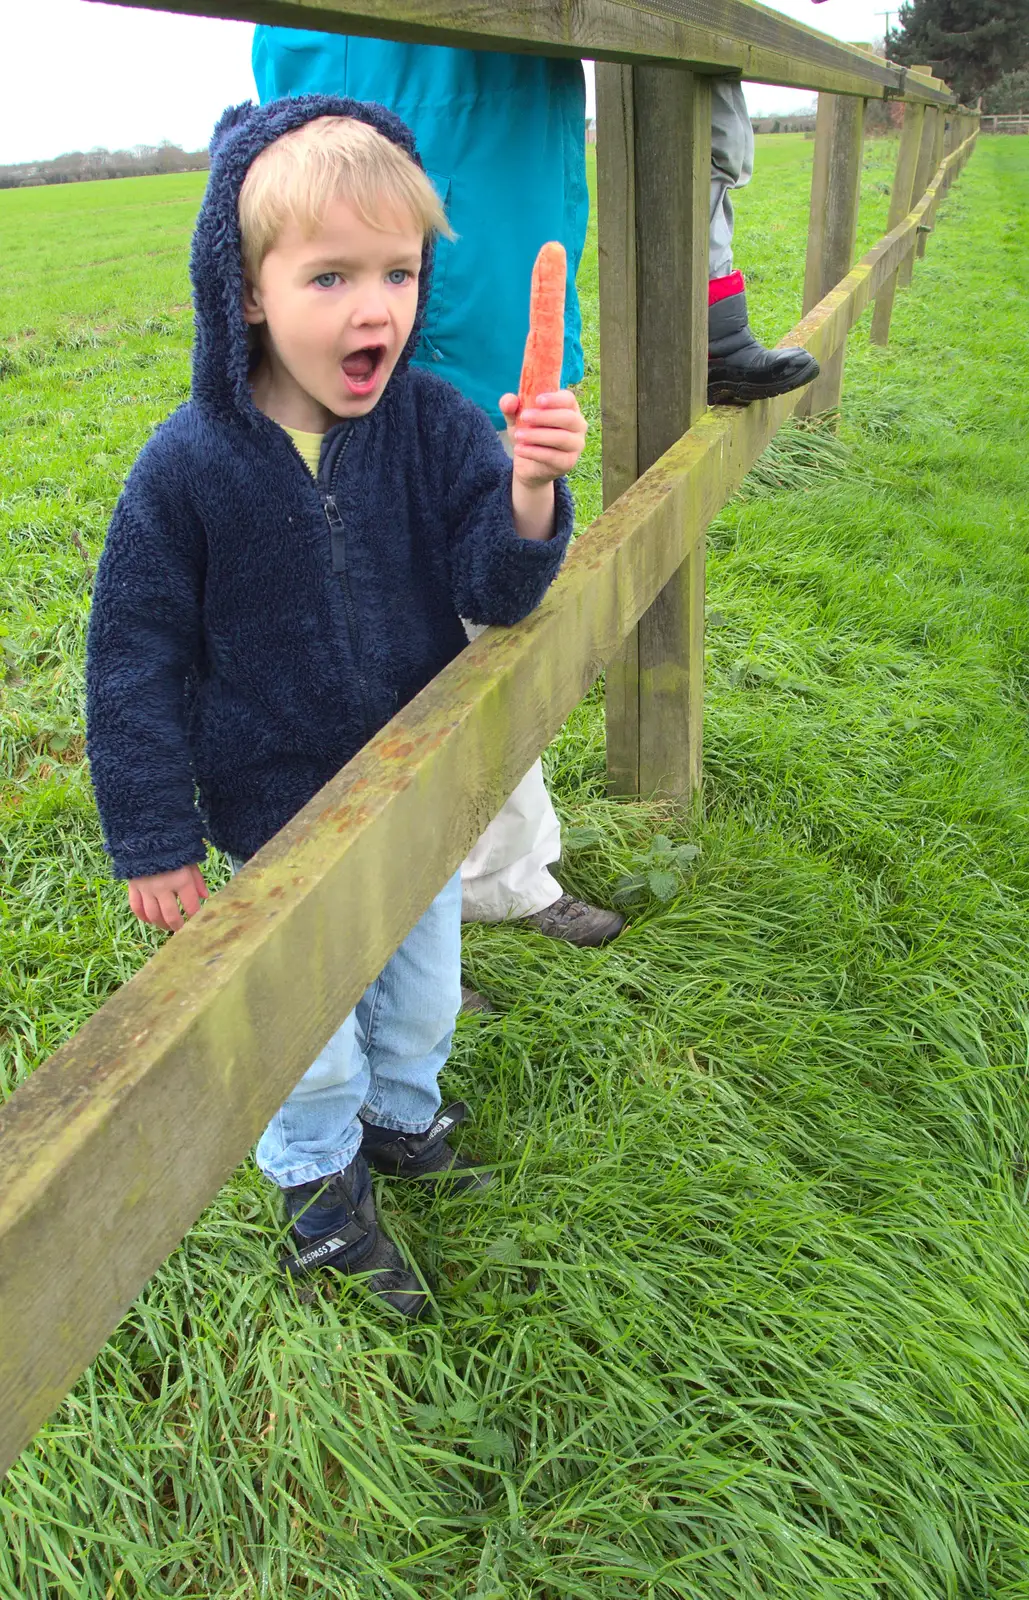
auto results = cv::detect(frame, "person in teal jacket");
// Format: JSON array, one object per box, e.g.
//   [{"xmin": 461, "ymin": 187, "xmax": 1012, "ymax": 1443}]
[
  {"xmin": 252, "ymin": 30, "xmax": 589, "ymax": 430},
  {"xmin": 252, "ymin": 27, "xmax": 628, "ymax": 965}
]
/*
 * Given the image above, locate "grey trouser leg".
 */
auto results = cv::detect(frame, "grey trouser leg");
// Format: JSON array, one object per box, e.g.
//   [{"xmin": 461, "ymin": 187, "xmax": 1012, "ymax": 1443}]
[{"xmin": 710, "ymin": 79, "xmax": 755, "ymax": 278}]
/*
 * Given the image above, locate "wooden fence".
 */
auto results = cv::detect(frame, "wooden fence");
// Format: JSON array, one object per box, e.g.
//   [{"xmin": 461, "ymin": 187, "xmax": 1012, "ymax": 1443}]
[
  {"xmin": 1, "ymin": 0, "xmax": 979, "ymax": 1476},
  {"xmin": 980, "ymin": 113, "xmax": 1029, "ymax": 134}
]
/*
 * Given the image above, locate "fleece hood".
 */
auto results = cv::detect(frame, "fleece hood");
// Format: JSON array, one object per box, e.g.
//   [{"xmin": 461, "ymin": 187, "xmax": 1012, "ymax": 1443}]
[{"xmin": 189, "ymin": 94, "xmax": 437, "ymax": 424}]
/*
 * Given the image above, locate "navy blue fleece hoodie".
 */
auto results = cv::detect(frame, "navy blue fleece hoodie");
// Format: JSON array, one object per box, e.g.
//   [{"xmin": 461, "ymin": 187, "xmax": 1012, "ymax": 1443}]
[{"xmin": 86, "ymin": 95, "xmax": 573, "ymax": 879}]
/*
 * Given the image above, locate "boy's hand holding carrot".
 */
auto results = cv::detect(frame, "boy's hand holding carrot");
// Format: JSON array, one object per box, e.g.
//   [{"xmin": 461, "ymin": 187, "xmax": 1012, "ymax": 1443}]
[
  {"xmin": 498, "ymin": 389, "xmax": 587, "ymax": 491},
  {"xmin": 499, "ymin": 241, "xmax": 586, "ymax": 537}
]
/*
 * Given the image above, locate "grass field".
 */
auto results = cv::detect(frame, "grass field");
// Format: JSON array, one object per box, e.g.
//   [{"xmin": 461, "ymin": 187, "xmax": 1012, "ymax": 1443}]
[{"xmin": 3, "ymin": 133, "xmax": 1029, "ymax": 1598}]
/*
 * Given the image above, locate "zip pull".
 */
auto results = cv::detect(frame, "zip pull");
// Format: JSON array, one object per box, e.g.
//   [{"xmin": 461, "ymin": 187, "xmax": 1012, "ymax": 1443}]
[{"xmin": 323, "ymin": 493, "xmax": 347, "ymax": 573}]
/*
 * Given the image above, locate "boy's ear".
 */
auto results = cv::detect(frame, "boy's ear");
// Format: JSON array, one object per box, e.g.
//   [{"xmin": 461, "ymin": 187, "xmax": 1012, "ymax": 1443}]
[{"xmin": 242, "ymin": 278, "xmax": 265, "ymax": 326}]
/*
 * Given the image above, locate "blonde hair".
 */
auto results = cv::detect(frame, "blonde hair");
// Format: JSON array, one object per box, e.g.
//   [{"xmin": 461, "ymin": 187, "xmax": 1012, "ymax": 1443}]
[{"xmin": 238, "ymin": 115, "xmax": 453, "ymax": 280}]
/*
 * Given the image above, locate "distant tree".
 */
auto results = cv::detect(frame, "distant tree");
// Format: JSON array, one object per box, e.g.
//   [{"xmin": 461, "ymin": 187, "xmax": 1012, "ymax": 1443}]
[
  {"xmin": 982, "ymin": 65, "xmax": 1029, "ymax": 109},
  {"xmin": 84, "ymin": 147, "xmax": 112, "ymax": 181},
  {"xmin": 49, "ymin": 151, "xmax": 85, "ymax": 183},
  {"xmin": 0, "ymin": 142, "xmax": 211, "ymax": 187},
  {"xmin": 888, "ymin": 0, "xmax": 1029, "ymax": 101},
  {"xmin": 128, "ymin": 143, "xmax": 158, "ymax": 175},
  {"xmin": 154, "ymin": 141, "xmax": 186, "ymax": 173}
]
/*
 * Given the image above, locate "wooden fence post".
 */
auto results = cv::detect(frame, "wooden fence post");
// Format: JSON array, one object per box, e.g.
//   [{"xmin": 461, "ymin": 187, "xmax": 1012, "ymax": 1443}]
[
  {"xmin": 922, "ymin": 106, "xmax": 947, "ymax": 248},
  {"xmin": 869, "ymin": 100, "xmax": 924, "ymax": 346},
  {"xmin": 599, "ymin": 64, "xmax": 711, "ymax": 799},
  {"xmin": 596, "ymin": 65, "xmax": 638, "ymax": 515},
  {"xmin": 939, "ymin": 112, "xmax": 958, "ymax": 192},
  {"xmin": 917, "ymin": 107, "xmax": 948, "ymax": 256},
  {"xmin": 796, "ymin": 91, "xmax": 866, "ymax": 415},
  {"xmin": 597, "ymin": 63, "xmax": 640, "ymax": 793},
  {"xmin": 898, "ymin": 105, "xmax": 939, "ymax": 287},
  {"xmin": 930, "ymin": 102, "xmax": 947, "ymax": 166}
]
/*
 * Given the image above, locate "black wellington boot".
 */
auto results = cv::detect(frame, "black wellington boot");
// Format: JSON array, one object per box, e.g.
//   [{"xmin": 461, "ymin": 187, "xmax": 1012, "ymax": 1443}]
[
  {"xmin": 280, "ymin": 1152, "xmax": 429, "ymax": 1318},
  {"xmin": 707, "ymin": 271, "xmax": 819, "ymax": 406}
]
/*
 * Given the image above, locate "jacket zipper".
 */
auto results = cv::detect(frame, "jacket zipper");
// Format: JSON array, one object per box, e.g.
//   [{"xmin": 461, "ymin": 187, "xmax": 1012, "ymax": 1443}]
[{"xmin": 318, "ymin": 432, "xmax": 374, "ymax": 742}]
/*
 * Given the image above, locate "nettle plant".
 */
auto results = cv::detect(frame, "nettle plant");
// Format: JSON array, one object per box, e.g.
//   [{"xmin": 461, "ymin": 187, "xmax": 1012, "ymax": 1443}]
[
  {"xmin": 565, "ymin": 826, "xmax": 701, "ymax": 907},
  {"xmin": 613, "ymin": 833, "xmax": 702, "ymax": 906}
]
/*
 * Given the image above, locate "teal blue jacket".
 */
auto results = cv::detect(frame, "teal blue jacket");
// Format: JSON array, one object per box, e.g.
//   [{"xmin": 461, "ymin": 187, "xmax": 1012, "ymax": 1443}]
[{"xmin": 252, "ymin": 28, "xmax": 587, "ymax": 427}]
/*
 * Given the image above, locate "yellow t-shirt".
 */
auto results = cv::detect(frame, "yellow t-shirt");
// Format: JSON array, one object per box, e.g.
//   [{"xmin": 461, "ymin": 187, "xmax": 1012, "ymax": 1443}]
[{"xmin": 282, "ymin": 426, "xmax": 325, "ymax": 479}]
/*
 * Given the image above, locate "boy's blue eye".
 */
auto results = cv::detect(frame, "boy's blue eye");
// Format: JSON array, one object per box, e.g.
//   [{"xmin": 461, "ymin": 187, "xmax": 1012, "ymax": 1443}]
[
  {"xmin": 313, "ymin": 272, "xmax": 339, "ymax": 288},
  {"xmin": 387, "ymin": 269, "xmax": 413, "ymax": 286}
]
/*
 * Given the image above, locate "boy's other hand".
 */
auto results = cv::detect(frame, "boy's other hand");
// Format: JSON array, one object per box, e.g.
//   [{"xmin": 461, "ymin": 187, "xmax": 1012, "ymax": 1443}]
[
  {"xmin": 498, "ymin": 391, "xmax": 588, "ymax": 490},
  {"xmin": 128, "ymin": 863, "xmax": 210, "ymax": 932}
]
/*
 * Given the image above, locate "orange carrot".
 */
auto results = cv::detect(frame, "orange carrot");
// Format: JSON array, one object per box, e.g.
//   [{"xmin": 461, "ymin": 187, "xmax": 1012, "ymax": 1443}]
[{"xmin": 517, "ymin": 241, "xmax": 567, "ymax": 415}]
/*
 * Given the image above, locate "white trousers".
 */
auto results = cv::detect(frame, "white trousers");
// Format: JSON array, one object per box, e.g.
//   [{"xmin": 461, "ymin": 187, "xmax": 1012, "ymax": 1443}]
[
  {"xmin": 460, "ymin": 757, "xmax": 563, "ymax": 921},
  {"xmin": 459, "ymin": 613, "xmax": 563, "ymax": 922}
]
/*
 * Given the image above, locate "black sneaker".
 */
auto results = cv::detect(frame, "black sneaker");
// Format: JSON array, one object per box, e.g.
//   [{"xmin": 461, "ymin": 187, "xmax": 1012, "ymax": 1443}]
[
  {"xmin": 280, "ymin": 1152, "xmax": 428, "ymax": 1318},
  {"xmin": 360, "ymin": 1102, "xmax": 492, "ymax": 1194}
]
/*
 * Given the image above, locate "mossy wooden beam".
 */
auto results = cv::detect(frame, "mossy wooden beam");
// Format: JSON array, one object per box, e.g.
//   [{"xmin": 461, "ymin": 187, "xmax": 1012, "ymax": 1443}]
[
  {"xmin": 0, "ymin": 124, "xmax": 978, "ymax": 1479},
  {"xmin": 633, "ymin": 69, "xmax": 710, "ymax": 800},
  {"xmin": 601, "ymin": 65, "xmax": 711, "ymax": 800},
  {"xmin": 91, "ymin": 0, "xmax": 955, "ymax": 103}
]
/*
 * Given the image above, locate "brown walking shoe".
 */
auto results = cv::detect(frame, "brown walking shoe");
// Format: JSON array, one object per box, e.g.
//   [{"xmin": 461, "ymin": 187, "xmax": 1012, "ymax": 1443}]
[{"xmin": 520, "ymin": 892, "xmax": 625, "ymax": 948}]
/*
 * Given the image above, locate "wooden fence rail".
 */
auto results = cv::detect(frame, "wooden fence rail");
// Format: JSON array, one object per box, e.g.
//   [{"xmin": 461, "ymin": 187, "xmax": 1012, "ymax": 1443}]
[
  {"xmin": 97, "ymin": 0, "xmax": 957, "ymax": 103},
  {"xmin": 980, "ymin": 113, "xmax": 1029, "ymax": 134},
  {"xmin": 2, "ymin": 0, "xmax": 979, "ymax": 1476}
]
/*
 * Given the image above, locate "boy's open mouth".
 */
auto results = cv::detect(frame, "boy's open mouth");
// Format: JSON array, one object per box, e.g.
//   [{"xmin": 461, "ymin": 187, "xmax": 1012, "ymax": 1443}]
[{"xmin": 341, "ymin": 345, "xmax": 386, "ymax": 397}]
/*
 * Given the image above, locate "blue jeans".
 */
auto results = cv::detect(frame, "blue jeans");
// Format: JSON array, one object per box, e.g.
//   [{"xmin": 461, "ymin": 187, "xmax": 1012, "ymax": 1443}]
[{"xmin": 231, "ymin": 864, "xmax": 463, "ymax": 1189}]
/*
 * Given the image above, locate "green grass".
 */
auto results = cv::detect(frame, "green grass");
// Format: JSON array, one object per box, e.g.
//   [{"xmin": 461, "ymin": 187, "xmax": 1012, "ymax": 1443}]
[{"xmin": 4, "ymin": 136, "xmax": 1029, "ymax": 1598}]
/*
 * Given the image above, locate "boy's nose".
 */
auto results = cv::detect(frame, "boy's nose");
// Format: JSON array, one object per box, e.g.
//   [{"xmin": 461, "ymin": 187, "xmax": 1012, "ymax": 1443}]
[{"xmin": 353, "ymin": 291, "xmax": 390, "ymax": 327}]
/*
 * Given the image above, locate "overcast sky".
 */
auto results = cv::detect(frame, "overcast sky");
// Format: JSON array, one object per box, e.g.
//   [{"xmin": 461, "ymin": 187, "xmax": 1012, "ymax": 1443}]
[{"xmin": 1, "ymin": 0, "xmax": 898, "ymax": 166}]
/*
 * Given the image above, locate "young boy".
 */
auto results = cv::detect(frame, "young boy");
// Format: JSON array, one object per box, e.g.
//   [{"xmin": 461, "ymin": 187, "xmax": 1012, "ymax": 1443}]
[{"xmin": 85, "ymin": 95, "xmax": 587, "ymax": 1318}]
